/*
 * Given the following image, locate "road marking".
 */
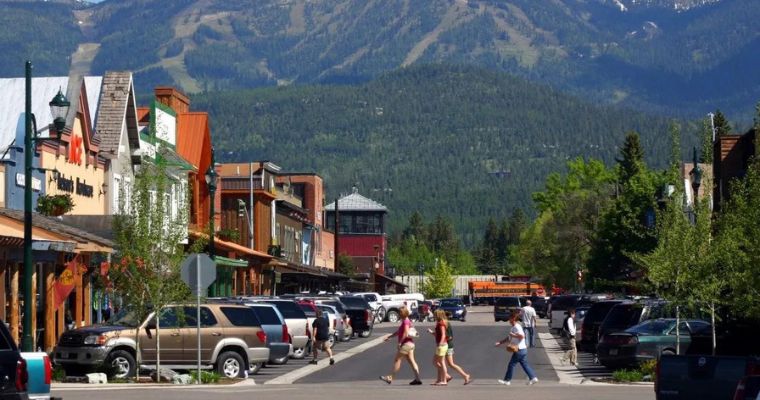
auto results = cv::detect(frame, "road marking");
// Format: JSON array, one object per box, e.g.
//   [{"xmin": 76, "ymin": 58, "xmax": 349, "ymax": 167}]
[{"xmin": 265, "ymin": 334, "xmax": 390, "ymax": 385}]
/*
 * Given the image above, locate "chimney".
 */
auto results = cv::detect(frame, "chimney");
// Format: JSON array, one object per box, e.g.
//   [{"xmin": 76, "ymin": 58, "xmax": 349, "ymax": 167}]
[{"xmin": 154, "ymin": 86, "xmax": 190, "ymax": 113}]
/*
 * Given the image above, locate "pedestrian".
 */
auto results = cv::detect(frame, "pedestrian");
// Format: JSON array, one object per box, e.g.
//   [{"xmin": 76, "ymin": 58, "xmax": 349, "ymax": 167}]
[
  {"xmin": 437, "ymin": 311, "xmax": 472, "ymax": 385},
  {"xmin": 426, "ymin": 309, "xmax": 449, "ymax": 386},
  {"xmin": 521, "ymin": 300, "xmax": 537, "ymax": 348},
  {"xmin": 560, "ymin": 308, "xmax": 577, "ymax": 366},
  {"xmin": 495, "ymin": 312, "xmax": 539, "ymax": 386},
  {"xmin": 310, "ymin": 309, "xmax": 335, "ymax": 365},
  {"xmin": 379, "ymin": 305, "xmax": 422, "ymax": 385}
]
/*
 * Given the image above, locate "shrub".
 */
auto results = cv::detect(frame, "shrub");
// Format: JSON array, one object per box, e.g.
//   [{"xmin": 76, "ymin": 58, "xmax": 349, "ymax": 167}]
[
  {"xmin": 190, "ymin": 370, "xmax": 221, "ymax": 384},
  {"xmin": 639, "ymin": 359, "xmax": 657, "ymax": 378},
  {"xmin": 36, "ymin": 193, "xmax": 74, "ymax": 216},
  {"xmin": 612, "ymin": 369, "xmax": 644, "ymax": 383},
  {"xmin": 51, "ymin": 366, "xmax": 65, "ymax": 382}
]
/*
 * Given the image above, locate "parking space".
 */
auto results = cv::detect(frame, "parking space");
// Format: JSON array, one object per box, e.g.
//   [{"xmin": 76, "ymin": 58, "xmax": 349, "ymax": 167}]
[{"xmin": 542, "ymin": 321, "xmax": 613, "ymax": 382}]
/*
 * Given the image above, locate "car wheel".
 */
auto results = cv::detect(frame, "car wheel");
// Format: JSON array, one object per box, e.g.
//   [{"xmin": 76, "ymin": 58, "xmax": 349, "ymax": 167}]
[
  {"xmin": 360, "ymin": 328, "xmax": 372, "ymax": 338},
  {"xmin": 661, "ymin": 349, "xmax": 676, "ymax": 356},
  {"xmin": 374, "ymin": 307, "xmax": 386, "ymax": 324},
  {"xmin": 249, "ymin": 362, "xmax": 263, "ymax": 375},
  {"xmin": 387, "ymin": 310, "xmax": 400, "ymax": 323},
  {"xmin": 106, "ymin": 349, "xmax": 136, "ymax": 379},
  {"xmin": 291, "ymin": 347, "xmax": 307, "ymax": 359},
  {"xmin": 327, "ymin": 334, "xmax": 336, "ymax": 348},
  {"xmin": 217, "ymin": 351, "xmax": 245, "ymax": 378}
]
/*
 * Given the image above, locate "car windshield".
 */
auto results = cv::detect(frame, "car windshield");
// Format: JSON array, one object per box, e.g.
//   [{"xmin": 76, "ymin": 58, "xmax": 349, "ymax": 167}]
[
  {"xmin": 339, "ymin": 297, "xmax": 369, "ymax": 308},
  {"xmin": 495, "ymin": 297, "xmax": 520, "ymax": 307},
  {"xmin": 298, "ymin": 304, "xmax": 316, "ymax": 317},
  {"xmin": 552, "ymin": 296, "xmax": 581, "ymax": 311},
  {"xmin": 604, "ymin": 304, "xmax": 642, "ymax": 328},
  {"xmin": 106, "ymin": 309, "xmax": 141, "ymax": 327},
  {"xmin": 323, "ymin": 301, "xmax": 345, "ymax": 313},
  {"xmin": 585, "ymin": 302, "xmax": 621, "ymax": 323},
  {"xmin": 440, "ymin": 299, "xmax": 461, "ymax": 307},
  {"xmin": 626, "ymin": 320, "xmax": 673, "ymax": 335}
]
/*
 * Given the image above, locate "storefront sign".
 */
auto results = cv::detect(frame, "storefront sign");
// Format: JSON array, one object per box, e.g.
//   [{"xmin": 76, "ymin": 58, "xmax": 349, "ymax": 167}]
[
  {"xmin": 68, "ymin": 134, "xmax": 83, "ymax": 165},
  {"xmin": 15, "ymin": 173, "xmax": 41, "ymax": 191},
  {"xmin": 57, "ymin": 175, "xmax": 94, "ymax": 198}
]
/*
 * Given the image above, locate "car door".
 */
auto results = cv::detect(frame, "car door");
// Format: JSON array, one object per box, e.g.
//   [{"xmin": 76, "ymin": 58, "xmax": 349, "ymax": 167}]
[
  {"xmin": 0, "ymin": 321, "xmax": 21, "ymax": 397},
  {"xmin": 181, "ymin": 306, "xmax": 221, "ymax": 364},
  {"xmin": 140, "ymin": 307, "xmax": 184, "ymax": 363}
]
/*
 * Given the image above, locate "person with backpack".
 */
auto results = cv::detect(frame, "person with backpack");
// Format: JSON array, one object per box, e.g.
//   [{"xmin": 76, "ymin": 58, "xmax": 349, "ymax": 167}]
[
  {"xmin": 436, "ymin": 311, "xmax": 472, "ymax": 385},
  {"xmin": 560, "ymin": 309, "xmax": 577, "ymax": 366}
]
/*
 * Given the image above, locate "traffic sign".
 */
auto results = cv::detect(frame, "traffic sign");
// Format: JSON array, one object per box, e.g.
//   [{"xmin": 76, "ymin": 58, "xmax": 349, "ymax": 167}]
[{"xmin": 180, "ymin": 253, "xmax": 216, "ymax": 296}]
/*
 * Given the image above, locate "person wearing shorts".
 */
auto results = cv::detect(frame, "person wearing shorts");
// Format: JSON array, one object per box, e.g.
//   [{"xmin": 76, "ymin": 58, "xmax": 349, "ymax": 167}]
[
  {"xmin": 310, "ymin": 309, "xmax": 334, "ymax": 365},
  {"xmin": 441, "ymin": 312, "xmax": 472, "ymax": 385},
  {"xmin": 431, "ymin": 309, "xmax": 449, "ymax": 385},
  {"xmin": 379, "ymin": 306, "xmax": 422, "ymax": 385}
]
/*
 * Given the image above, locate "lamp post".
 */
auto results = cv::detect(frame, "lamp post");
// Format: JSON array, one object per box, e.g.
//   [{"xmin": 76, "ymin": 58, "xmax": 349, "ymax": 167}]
[
  {"xmin": 204, "ymin": 147, "xmax": 217, "ymax": 292},
  {"xmin": 23, "ymin": 61, "xmax": 70, "ymax": 351},
  {"xmin": 417, "ymin": 263, "xmax": 424, "ymax": 293},
  {"xmin": 690, "ymin": 147, "xmax": 703, "ymax": 207}
]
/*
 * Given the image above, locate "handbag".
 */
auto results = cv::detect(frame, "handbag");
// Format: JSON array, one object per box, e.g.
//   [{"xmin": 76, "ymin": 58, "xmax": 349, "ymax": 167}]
[
  {"xmin": 506, "ymin": 343, "xmax": 519, "ymax": 353},
  {"xmin": 408, "ymin": 327, "xmax": 419, "ymax": 338}
]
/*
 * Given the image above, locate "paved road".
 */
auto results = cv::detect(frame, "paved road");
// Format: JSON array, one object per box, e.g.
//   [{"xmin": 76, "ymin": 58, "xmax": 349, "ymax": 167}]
[{"xmin": 299, "ymin": 310, "xmax": 557, "ymax": 384}]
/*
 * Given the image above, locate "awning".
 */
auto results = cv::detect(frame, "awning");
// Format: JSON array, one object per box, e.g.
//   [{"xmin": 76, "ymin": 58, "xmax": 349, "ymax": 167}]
[
  {"xmin": 0, "ymin": 211, "xmax": 112, "ymax": 253},
  {"xmin": 214, "ymin": 256, "xmax": 248, "ymax": 268},
  {"xmin": 189, "ymin": 230, "xmax": 272, "ymax": 260},
  {"xmin": 375, "ymin": 273, "xmax": 408, "ymax": 287}
]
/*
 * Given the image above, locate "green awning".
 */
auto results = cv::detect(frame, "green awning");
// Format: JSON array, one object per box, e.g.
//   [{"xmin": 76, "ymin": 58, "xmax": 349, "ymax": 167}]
[{"xmin": 214, "ymin": 256, "xmax": 248, "ymax": 268}]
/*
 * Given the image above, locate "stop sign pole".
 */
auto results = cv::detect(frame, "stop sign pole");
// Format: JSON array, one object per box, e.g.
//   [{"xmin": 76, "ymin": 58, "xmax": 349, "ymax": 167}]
[
  {"xmin": 196, "ymin": 253, "xmax": 201, "ymax": 384},
  {"xmin": 181, "ymin": 253, "xmax": 215, "ymax": 384}
]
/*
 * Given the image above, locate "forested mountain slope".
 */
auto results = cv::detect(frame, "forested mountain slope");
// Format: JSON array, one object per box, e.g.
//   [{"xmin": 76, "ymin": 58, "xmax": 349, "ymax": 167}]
[
  {"xmin": 196, "ymin": 65, "xmax": 682, "ymax": 245},
  {"xmin": 1, "ymin": 0, "xmax": 758, "ymax": 117}
]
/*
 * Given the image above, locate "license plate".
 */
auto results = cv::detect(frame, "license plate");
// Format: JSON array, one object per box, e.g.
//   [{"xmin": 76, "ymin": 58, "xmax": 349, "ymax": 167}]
[
  {"xmin": 60, "ymin": 352, "xmax": 69, "ymax": 359},
  {"xmin": 609, "ymin": 349, "xmax": 618, "ymax": 356}
]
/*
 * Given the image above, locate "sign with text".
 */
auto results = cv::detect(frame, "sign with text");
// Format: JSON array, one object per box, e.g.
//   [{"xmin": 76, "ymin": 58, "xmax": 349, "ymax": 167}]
[
  {"xmin": 54, "ymin": 255, "xmax": 81, "ymax": 309},
  {"xmin": 15, "ymin": 173, "xmax": 41, "ymax": 191}
]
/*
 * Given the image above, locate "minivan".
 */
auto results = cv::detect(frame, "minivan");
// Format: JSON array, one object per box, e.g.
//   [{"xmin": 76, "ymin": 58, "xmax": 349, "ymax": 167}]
[
  {"xmin": 597, "ymin": 300, "xmax": 671, "ymax": 341},
  {"xmin": 244, "ymin": 303, "xmax": 293, "ymax": 365}
]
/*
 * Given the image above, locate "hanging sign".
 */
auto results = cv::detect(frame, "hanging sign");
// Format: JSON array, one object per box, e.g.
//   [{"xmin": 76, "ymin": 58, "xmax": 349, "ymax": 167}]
[{"xmin": 53, "ymin": 255, "xmax": 81, "ymax": 309}]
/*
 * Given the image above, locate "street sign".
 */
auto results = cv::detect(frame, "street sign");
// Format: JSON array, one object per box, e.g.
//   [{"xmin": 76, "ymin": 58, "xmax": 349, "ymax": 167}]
[{"xmin": 180, "ymin": 253, "xmax": 216, "ymax": 296}]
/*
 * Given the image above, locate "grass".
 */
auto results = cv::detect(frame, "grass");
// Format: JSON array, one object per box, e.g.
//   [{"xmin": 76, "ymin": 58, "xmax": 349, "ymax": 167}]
[
  {"xmin": 612, "ymin": 369, "xmax": 644, "ymax": 383},
  {"xmin": 189, "ymin": 370, "xmax": 221, "ymax": 384}
]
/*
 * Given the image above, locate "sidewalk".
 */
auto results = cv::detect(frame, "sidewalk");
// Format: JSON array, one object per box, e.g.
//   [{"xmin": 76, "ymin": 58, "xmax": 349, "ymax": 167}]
[{"xmin": 53, "ymin": 377, "xmax": 257, "ymax": 391}]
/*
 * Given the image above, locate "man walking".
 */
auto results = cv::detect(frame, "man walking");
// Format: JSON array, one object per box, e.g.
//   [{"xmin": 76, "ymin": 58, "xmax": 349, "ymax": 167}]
[
  {"xmin": 560, "ymin": 309, "xmax": 577, "ymax": 366},
  {"xmin": 521, "ymin": 300, "xmax": 537, "ymax": 348},
  {"xmin": 311, "ymin": 309, "xmax": 335, "ymax": 365}
]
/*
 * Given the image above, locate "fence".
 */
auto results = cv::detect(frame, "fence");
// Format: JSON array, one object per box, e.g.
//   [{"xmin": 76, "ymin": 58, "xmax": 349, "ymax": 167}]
[{"xmin": 395, "ymin": 275, "xmax": 505, "ymax": 297}]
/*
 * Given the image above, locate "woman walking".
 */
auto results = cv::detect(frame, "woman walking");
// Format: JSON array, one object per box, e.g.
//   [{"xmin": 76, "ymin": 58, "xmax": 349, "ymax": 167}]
[
  {"xmin": 439, "ymin": 311, "xmax": 472, "ymax": 385},
  {"xmin": 428, "ymin": 309, "xmax": 449, "ymax": 385},
  {"xmin": 495, "ymin": 312, "xmax": 539, "ymax": 386},
  {"xmin": 379, "ymin": 306, "xmax": 422, "ymax": 385}
]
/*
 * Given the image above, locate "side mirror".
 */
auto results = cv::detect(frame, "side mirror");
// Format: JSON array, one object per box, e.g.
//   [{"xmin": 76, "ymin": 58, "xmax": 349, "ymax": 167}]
[{"xmin": 146, "ymin": 320, "xmax": 156, "ymax": 330}]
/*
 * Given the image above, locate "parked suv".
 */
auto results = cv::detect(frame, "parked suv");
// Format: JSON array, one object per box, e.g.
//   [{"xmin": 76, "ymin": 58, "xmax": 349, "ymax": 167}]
[
  {"xmin": 243, "ymin": 303, "xmax": 293, "ymax": 365},
  {"xmin": 520, "ymin": 296, "xmax": 549, "ymax": 318},
  {"xmin": 0, "ymin": 318, "xmax": 29, "ymax": 400},
  {"xmin": 338, "ymin": 296, "xmax": 374, "ymax": 337},
  {"xmin": 579, "ymin": 300, "xmax": 624, "ymax": 352},
  {"xmin": 248, "ymin": 299, "xmax": 309, "ymax": 359},
  {"xmin": 494, "ymin": 297, "xmax": 522, "ymax": 322},
  {"xmin": 597, "ymin": 300, "xmax": 670, "ymax": 341},
  {"xmin": 53, "ymin": 304, "xmax": 270, "ymax": 379}
]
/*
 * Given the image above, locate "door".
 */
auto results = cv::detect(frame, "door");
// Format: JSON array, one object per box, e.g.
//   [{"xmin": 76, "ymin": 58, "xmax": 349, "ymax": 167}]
[
  {"xmin": 139, "ymin": 307, "xmax": 184, "ymax": 363},
  {"xmin": 180, "ymin": 307, "xmax": 221, "ymax": 363}
]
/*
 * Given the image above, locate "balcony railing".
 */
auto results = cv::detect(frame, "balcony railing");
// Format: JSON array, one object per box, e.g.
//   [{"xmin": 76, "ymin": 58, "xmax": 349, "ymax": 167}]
[{"xmin": 221, "ymin": 177, "xmax": 270, "ymax": 192}]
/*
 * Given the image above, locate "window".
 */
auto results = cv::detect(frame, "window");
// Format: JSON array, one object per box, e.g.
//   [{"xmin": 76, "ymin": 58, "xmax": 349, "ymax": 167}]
[
  {"xmin": 251, "ymin": 306, "xmax": 282, "ymax": 325},
  {"xmin": 182, "ymin": 307, "xmax": 217, "ymax": 327},
  {"xmin": 264, "ymin": 301, "xmax": 306, "ymax": 319},
  {"xmin": 221, "ymin": 307, "xmax": 261, "ymax": 327},
  {"xmin": 158, "ymin": 307, "xmax": 180, "ymax": 328},
  {"xmin": 113, "ymin": 176, "xmax": 121, "ymax": 211}
]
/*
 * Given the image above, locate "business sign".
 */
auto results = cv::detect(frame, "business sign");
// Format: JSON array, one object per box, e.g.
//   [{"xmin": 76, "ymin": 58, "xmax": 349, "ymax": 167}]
[
  {"xmin": 152, "ymin": 101, "xmax": 177, "ymax": 147},
  {"xmin": 15, "ymin": 173, "xmax": 41, "ymax": 191},
  {"xmin": 56, "ymin": 174, "xmax": 94, "ymax": 198},
  {"xmin": 54, "ymin": 255, "xmax": 83, "ymax": 309}
]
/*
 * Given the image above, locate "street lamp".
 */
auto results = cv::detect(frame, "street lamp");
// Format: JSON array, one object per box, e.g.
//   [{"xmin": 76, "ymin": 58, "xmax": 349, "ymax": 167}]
[
  {"xmin": 690, "ymin": 147, "xmax": 703, "ymax": 206},
  {"xmin": 23, "ymin": 61, "xmax": 70, "ymax": 351},
  {"xmin": 204, "ymin": 147, "xmax": 217, "ymax": 262}
]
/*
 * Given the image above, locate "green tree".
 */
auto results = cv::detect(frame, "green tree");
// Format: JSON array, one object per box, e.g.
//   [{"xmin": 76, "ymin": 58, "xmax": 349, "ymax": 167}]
[
  {"xmin": 668, "ymin": 121, "xmax": 682, "ymax": 182},
  {"xmin": 337, "ymin": 253, "xmax": 357, "ymax": 276},
  {"xmin": 109, "ymin": 160, "xmax": 192, "ymax": 380},
  {"xmin": 617, "ymin": 132, "xmax": 645, "ymax": 184},
  {"xmin": 420, "ymin": 259, "xmax": 455, "ymax": 299},
  {"xmin": 700, "ymin": 116, "xmax": 714, "ymax": 164},
  {"xmin": 712, "ymin": 109, "xmax": 732, "ymax": 136},
  {"xmin": 402, "ymin": 211, "xmax": 426, "ymax": 244},
  {"xmin": 477, "ymin": 218, "xmax": 501, "ymax": 276}
]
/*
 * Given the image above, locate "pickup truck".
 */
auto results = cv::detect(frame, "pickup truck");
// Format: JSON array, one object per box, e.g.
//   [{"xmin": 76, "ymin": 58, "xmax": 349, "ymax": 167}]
[
  {"xmin": 20, "ymin": 352, "xmax": 55, "ymax": 400},
  {"xmin": 656, "ymin": 354, "xmax": 760, "ymax": 400},
  {"xmin": 0, "ymin": 320, "xmax": 56, "ymax": 400}
]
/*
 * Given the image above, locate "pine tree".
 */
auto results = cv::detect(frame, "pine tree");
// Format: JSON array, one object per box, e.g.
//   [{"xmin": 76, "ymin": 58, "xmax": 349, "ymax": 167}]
[
  {"xmin": 478, "ymin": 218, "xmax": 500, "ymax": 275},
  {"xmin": 617, "ymin": 132, "xmax": 644, "ymax": 184},
  {"xmin": 668, "ymin": 121, "xmax": 682, "ymax": 182},
  {"xmin": 700, "ymin": 116, "xmax": 714, "ymax": 164},
  {"xmin": 712, "ymin": 110, "xmax": 732, "ymax": 136},
  {"xmin": 402, "ymin": 211, "xmax": 426, "ymax": 244}
]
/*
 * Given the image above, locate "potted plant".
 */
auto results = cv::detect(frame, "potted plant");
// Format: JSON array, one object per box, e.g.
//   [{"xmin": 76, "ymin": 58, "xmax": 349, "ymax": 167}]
[
  {"xmin": 37, "ymin": 193, "xmax": 75, "ymax": 216},
  {"xmin": 217, "ymin": 228, "xmax": 240, "ymax": 242}
]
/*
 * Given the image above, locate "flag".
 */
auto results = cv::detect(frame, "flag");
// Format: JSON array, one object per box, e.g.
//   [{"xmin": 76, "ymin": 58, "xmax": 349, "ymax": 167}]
[{"xmin": 53, "ymin": 255, "xmax": 80, "ymax": 309}]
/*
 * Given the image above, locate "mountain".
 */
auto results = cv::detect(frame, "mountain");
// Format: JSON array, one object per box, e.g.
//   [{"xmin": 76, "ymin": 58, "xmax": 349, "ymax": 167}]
[
  {"xmin": 194, "ymin": 65, "xmax": 683, "ymax": 246},
  {"xmin": 0, "ymin": 0, "xmax": 758, "ymax": 117}
]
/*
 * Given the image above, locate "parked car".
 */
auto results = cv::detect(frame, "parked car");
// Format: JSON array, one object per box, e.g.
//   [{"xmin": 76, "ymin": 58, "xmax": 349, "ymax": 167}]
[
  {"xmin": 549, "ymin": 295, "xmax": 582, "ymax": 332},
  {"xmin": 1, "ymin": 318, "xmax": 29, "ymax": 400},
  {"xmin": 315, "ymin": 304, "xmax": 340, "ymax": 346},
  {"xmin": 338, "ymin": 296, "xmax": 374, "ymax": 338},
  {"xmin": 311, "ymin": 299, "xmax": 353, "ymax": 340},
  {"xmin": 249, "ymin": 298, "xmax": 310, "ymax": 359},
  {"xmin": 352, "ymin": 292, "xmax": 385, "ymax": 324},
  {"xmin": 437, "ymin": 298, "xmax": 467, "ymax": 322},
  {"xmin": 579, "ymin": 300, "xmax": 625, "ymax": 352},
  {"xmin": 657, "ymin": 355, "xmax": 760, "ymax": 400},
  {"xmin": 573, "ymin": 306, "xmax": 590, "ymax": 343},
  {"xmin": 597, "ymin": 318, "xmax": 710, "ymax": 368},
  {"xmin": 243, "ymin": 303, "xmax": 293, "ymax": 365},
  {"xmin": 380, "ymin": 293, "xmax": 424, "ymax": 323},
  {"xmin": 494, "ymin": 297, "xmax": 522, "ymax": 322},
  {"xmin": 597, "ymin": 300, "xmax": 670, "ymax": 340},
  {"xmin": 520, "ymin": 296, "xmax": 549, "ymax": 318},
  {"xmin": 54, "ymin": 304, "xmax": 269, "ymax": 379},
  {"xmin": 734, "ymin": 375, "xmax": 760, "ymax": 400}
]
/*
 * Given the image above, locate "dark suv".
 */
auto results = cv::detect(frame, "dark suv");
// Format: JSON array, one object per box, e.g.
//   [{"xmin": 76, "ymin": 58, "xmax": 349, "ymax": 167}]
[
  {"xmin": 520, "ymin": 296, "xmax": 548, "ymax": 318},
  {"xmin": 494, "ymin": 297, "xmax": 522, "ymax": 322},
  {"xmin": 0, "ymin": 319, "xmax": 28, "ymax": 400},
  {"xmin": 597, "ymin": 300, "xmax": 671, "ymax": 341},
  {"xmin": 338, "ymin": 296, "xmax": 374, "ymax": 338},
  {"xmin": 579, "ymin": 300, "xmax": 624, "ymax": 352}
]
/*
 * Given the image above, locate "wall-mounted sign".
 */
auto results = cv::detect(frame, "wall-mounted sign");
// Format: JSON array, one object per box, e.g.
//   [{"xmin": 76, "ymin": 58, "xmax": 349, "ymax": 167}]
[
  {"xmin": 151, "ymin": 101, "xmax": 177, "ymax": 147},
  {"xmin": 68, "ymin": 134, "xmax": 83, "ymax": 165},
  {"xmin": 57, "ymin": 174, "xmax": 94, "ymax": 198},
  {"xmin": 15, "ymin": 173, "xmax": 41, "ymax": 191}
]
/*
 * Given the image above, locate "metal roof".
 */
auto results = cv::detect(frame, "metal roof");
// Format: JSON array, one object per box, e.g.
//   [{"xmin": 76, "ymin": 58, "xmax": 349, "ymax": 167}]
[
  {"xmin": 0, "ymin": 76, "xmax": 101, "ymax": 155},
  {"xmin": 324, "ymin": 188, "xmax": 387, "ymax": 212}
]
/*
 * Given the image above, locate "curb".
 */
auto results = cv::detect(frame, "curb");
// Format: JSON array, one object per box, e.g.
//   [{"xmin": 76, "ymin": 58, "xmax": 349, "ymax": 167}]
[
  {"xmin": 265, "ymin": 334, "xmax": 389, "ymax": 384},
  {"xmin": 53, "ymin": 377, "xmax": 256, "ymax": 391}
]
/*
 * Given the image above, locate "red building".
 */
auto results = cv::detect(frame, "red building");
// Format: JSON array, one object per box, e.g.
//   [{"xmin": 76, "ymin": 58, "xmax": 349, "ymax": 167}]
[{"xmin": 325, "ymin": 188, "xmax": 405, "ymax": 293}]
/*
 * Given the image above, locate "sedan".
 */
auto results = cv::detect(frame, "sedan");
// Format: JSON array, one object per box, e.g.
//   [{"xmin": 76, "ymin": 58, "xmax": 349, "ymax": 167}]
[
  {"xmin": 597, "ymin": 318, "xmax": 711, "ymax": 369},
  {"xmin": 437, "ymin": 298, "xmax": 467, "ymax": 321}
]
